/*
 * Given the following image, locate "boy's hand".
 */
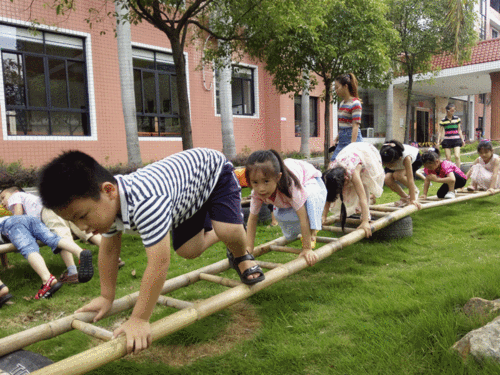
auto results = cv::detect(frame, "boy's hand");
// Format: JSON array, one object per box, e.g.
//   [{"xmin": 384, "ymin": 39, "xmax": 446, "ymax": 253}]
[
  {"xmin": 410, "ymin": 200, "xmax": 422, "ymax": 210},
  {"xmin": 357, "ymin": 221, "xmax": 372, "ymax": 238},
  {"xmin": 113, "ymin": 316, "xmax": 152, "ymax": 355},
  {"xmin": 75, "ymin": 296, "xmax": 113, "ymax": 322},
  {"xmin": 420, "ymin": 194, "xmax": 427, "ymax": 200},
  {"xmin": 299, "ymin": 249, "xmax": 318, "ymax": 266}
]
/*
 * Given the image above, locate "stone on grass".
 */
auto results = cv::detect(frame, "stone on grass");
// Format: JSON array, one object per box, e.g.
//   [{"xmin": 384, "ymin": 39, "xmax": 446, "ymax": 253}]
[{"xmin": 463, "ymin": 297, "xmax": 500, "ymax": 317}]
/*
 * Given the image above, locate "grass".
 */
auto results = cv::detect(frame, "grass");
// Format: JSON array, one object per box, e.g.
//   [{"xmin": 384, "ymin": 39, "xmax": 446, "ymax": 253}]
[{"xmin": 2, "ymin": 180, "xmax": 500, "ymax": 374}]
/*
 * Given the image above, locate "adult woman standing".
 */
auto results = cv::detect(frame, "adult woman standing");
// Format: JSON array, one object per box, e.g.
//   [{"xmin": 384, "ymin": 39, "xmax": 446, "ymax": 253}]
[{"xmin": 437, "ymin": 103, "xmax": 464, "ymax": 168}]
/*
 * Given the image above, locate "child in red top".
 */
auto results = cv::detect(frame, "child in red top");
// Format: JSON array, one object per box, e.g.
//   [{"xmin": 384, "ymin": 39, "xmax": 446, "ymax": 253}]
[{"xmin": 420, "ymin": 147, "xmax": 467, "ymax": 199}]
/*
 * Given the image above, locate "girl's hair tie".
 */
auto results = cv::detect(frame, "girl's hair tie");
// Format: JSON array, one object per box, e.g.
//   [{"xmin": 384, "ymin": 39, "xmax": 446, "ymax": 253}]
[
  {"xmin": 428, "ymin": 147, "xmax": 437, "ymax": 152},
  {"xmin": 383, "ymin": 143, "xmax": 396, "ymax": 147}
]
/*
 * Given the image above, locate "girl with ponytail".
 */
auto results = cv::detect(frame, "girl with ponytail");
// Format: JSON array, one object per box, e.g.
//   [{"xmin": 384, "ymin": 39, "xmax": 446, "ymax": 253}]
[
  {"xmin": 323, "ymin": 142, "xmax": 385, "ymax": 238},
  {"xmin": 245, "ymin": 150, "xmax": 327, "ymax": 266},
  {"xmin": 330, "ymin": 73, "xmax": 363, "ymax": 161}
]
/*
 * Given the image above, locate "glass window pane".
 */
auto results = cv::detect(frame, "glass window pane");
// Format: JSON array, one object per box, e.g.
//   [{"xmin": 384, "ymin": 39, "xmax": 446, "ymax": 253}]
[
  {"xmin": 137, "ymin": 116, "xmax": 157, "ymax": 135},
  {"xmin": 158, "ymin": 117, "xmax": 180, "ymax": 136},
  {"xmin": 45, "ymin": 33, "xmax": 84, "ymax": 59},
  {"xmin": 6, "ymin": 109, "xmax": 27, "ymax": 135},
  {"xmin": 67, "ymin": 61, "xmax": 87, "ymax": 109},
  {"xmin": 171, "ymin": 75, "xmax": 179, "ymax": 115},
  {"xmin": 2, "ymin": 52, "xmax": 25, "ymax": 106},
  {"xmin": 242, "ymin": 79, "xmax": 253, "ymax": 114},
  {"xmin": 158, "ymin": 74, "xmax": 171, "ymax": 114},
  {"xmin": 27, "ymin": 110, "xmax": 50, "ymax": 135},
  {"xmin": 0, "ymin": 25, "xmax": 44, "ymax": 53},
  {"xmin": 231, "ymin": 78, "xmax": 243, "ymax": 115},
  {"xmin": 134, "ymin": 69, "xmax": 143, "ymax": 112},
  {"xmin": 156, "ymin": 52, "xmax": 175, "ymax": 72},
  {"xmin": 143, "ymin": 71, "xmax": 156, "ymax": 114},
  {"xmin": 25, "ymin": 55, "xmax": 46, "ymax": 107},
  {"xmin": 51, "ymin": 111, "xmax": 84, "ymax": 135},
  {"xmin": 49, "ymin": 58, "xmax": 68, "ymax": 108}
]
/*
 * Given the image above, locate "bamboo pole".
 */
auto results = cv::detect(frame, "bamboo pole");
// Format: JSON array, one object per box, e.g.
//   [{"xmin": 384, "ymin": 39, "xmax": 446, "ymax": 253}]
[
  {"xmin": 199, "ymin": 273, "xmax": 241, "ymax": 288},
  {"xmin": 322, "ymin": 225, "xmax": 356, "ymax": 233},
  {"xmin": 156, "ymin": 295, "xmax": 194, "ymax": 309},
  {"xmin": 255, "ymin": 261, "xmax": 282, "ymax": 269},
  {"xmin": 269, "ymin": 245, "xmax": 301, "ymax": 254},
  {"xmin": 25, "ymin": 191, "xmax": 500, "ymax": 375},
  {"xmin": 71, "ymin": 320, "xmax": 113, "ymax": 342},
  {"xmin": 368, "ymin": 205, "xmax": 399, "ymax": 212},
  {"xmin": 315, "ymin": 236, "xmax": 338, "ymax": 243}
]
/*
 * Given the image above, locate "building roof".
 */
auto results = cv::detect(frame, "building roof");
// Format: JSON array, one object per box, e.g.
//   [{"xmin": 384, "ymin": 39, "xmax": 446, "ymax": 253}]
[{"xmin": 432, "ymin": 38, "xmax": 500, "ymax": 70}]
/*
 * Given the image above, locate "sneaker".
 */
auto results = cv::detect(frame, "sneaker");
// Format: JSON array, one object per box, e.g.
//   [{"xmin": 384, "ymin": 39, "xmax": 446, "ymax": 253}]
[
  {"xmin": 78, "ymin": 249, "xmax": 94, "ymax": 283},
  {"xmin": 118, "ymin": 258, "xmax": 125, "ymax": 269},
  {"xmin": 35, "ymin": 275, "xmax": 62, "ymax": 299},
  {"xmin": 59, "ymin": 271, "xmax": 79, "ymax": 284},
  {"xmin": 444, "ymin": 191, "xmax": 456, "ymax": 199}
]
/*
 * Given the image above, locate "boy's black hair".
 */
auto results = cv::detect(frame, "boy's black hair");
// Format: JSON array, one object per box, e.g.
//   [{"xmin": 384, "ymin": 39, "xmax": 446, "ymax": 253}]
[
  {"xmin": 245, "ymin": 150, "xmax": 301, "ymax": 198},
  {"xmin": 421, "ymin": 147, "xmax": 441, "ymax": 165},
  {"xmin": 38, "ymin": 150, "xmax": 115, "ymax": 210},
  {"xmin": 322, "ymin": 167, "xmax": 347, "ymax": 232},
  {"xmin": 380, "ymin": 140, "xmax": 405, "ymax": 164},
  {"xmin": 477, "ymin": 140, "xmax": 493, "ymax": 152}
]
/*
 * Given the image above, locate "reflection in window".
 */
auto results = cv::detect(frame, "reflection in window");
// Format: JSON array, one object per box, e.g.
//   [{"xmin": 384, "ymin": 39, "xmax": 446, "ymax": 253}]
[
  {"xmin": 0, "ymin": 25, "xmax": 90, "ymax": 136},
  {"xmin": 294, "ymin": 96, "xmax": 318, "ymax": 137},
  {"xmin": 216, "ymin": 65, "xmax": 256, "ymax": 116},
  {"xmin": 133, "ymin": 48, "xmax": 180, "ymax": 137}
]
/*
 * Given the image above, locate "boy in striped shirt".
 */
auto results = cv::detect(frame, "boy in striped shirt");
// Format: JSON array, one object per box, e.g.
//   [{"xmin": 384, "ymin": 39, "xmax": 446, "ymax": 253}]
[{"xmin": 38, "ymin": 148, "xmax": 264, "ymax": 355}]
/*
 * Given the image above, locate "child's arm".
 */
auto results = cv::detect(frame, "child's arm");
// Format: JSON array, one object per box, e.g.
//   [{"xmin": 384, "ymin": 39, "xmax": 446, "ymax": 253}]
[
  {"xmin": 10, "ymin": 204, "xmax": 24, "ymax": 215},
  {"xmin": 351, "ymin": 122, "xmax": 360, "ymax": 143},
  {"xmin": 351, "ymin": 164, "xmax": 371, "ymax": 238},
  {"xmin": 434, "ymin": 172, "xmax": 455, "ymax": 185},
  {"xmin": 421, "ymin": 176, "xmax": 430, "ymax": 199},
  {"xmin": 458, "ymin": 126, "xmax": 464, "ymax": 145},
  {"xmin": 403, "ymin": 156, "xmax": 421, "ymax": 209},
  {"xmin": 466, "ymin": 157, "xmax": 480, "ymax": 179},
  {"xmin": 296, "ymin": 205, "xmax": 318, "ymax": 266},
  {"xmin": 322, "ymin": 201, "xmax": 331, "ymax": 224},
  {"xmin": 246, "ymin": 213, "xmax": 258, "ymax": 254},
  {"xmin": 113, "ymin": 233, "xmax": 171, "ymax": 355},
  {"xmin": 488, "ymin": 158, "xmax": 500, "ymax": 192}
]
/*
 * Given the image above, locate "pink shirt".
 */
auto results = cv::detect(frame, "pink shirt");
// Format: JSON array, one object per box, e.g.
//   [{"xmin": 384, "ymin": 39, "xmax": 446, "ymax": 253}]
[
  {"xmin": 424, "ymin": 160, "xmax": 467, "ymax": 179},
  {"xmin": 250, "ymin": 159, "xmax": 321, "ymax": 214}
]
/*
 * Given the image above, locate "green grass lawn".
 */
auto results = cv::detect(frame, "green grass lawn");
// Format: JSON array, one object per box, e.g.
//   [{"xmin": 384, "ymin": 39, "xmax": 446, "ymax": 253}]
[{"xmin": 2, "ymin": 182, "xmax": 500, "ymax": 374}]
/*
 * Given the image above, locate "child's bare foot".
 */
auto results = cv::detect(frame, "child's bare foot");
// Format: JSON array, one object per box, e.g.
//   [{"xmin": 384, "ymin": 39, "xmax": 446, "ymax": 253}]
[{"xmin": 467, "ymin": 185, "xmax": 476, "ymax": 192}]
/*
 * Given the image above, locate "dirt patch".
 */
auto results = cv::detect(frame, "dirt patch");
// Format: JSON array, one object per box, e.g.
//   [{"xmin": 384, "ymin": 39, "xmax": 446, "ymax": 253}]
[{"xmin": 131, "ymin": 301, "xmax": 261, "ymax": 367}]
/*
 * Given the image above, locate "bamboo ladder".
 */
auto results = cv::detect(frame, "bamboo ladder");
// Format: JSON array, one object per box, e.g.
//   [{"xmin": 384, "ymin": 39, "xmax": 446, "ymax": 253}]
[{"xmin": 0, "ymin": 189, "xmax": 496, "ymax": 375}]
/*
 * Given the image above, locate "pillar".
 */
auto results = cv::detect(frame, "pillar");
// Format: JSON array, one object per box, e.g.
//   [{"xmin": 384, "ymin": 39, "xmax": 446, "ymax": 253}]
[{"xmin": 489, "ymin": 72, "xmax": 500, "ymax": 140}]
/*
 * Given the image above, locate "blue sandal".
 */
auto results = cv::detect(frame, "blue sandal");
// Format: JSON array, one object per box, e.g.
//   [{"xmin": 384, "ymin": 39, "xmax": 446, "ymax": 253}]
[
  {"xmin": 0, "ymin": 284, "xmax": 12, "ymax": 308},
  {"xmin": 226, "ymin": 249, "xmax": 265, "ymax": 285}
]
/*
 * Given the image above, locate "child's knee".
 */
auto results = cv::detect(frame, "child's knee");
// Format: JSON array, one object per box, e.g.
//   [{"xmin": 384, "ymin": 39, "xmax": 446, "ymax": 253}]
[{"xmin": 176, "ymin": 246, "xmax": 203, "ymax": 260}]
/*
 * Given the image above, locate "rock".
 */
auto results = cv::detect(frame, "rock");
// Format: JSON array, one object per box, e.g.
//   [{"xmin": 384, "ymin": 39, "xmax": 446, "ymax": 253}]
[
  {"xmin": 452, "ymin": 317, "xmax": 500, "ymax": 362},
  {"xmin": 463, "ymin": 297, "xmax": 500, "ymax": 317}
]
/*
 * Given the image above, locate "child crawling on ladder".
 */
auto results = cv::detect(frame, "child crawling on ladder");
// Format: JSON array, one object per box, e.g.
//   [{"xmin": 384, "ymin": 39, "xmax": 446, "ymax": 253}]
[{"xmin": 38, "ymin": 148, "xmax": 265, "ymax": 355}]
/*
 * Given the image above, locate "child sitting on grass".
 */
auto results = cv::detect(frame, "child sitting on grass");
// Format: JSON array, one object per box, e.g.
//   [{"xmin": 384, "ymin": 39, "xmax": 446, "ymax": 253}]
[
  {"xmin": 38, "ymin": 148, "xmax": 264, "ymax": 355},
  {"xmin": 0, "ymin": 279, "xmax": 12, "ymax": 307},
  {"xmin": 323, "ymin": 142, "xmax": 385, "ymax": 238},
  {"xmin": 245, "ymin": 150, "xmax": 327, "ymax": 267},
  {"xmin": 0, "ymin": 187, "xmax": 103, "ymax": 283},
  {"xmin": 380, "ymin": 140, "xmax": 422, "ymax": 209},
  {"xmin": 0, "ymin": 215, "xmax": 94, "ymax": 299},
  {"xmin": 420, "ymin": 147, "xmax": 467, "ymax": 200},
  {"xmin": 466, "ymin": 140, "xmax": 500, "ymax": 193}
]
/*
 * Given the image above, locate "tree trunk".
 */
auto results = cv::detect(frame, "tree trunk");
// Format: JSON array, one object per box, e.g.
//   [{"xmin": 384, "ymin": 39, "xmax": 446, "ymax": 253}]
[
  {"xmin": 300, "ymin": 71, "xmax": 310, "ymax": 158},
  {"xmin": 323, "ymin": 78, "xmax": 333, "ymax": 167},
  {"xmin": 115, "ymin": 1, "xmax": 142, "ymax": 167},
  {"xmin": 404, "ymin": 74, "xmax": 413, "ymax": 144},
  {"xmin": 170, "ymin": 36, "xmax": 193, "ymax": 150},
  {"xmin": 218, "ymin": 48, "xmax": 236, "ymax": 159}
]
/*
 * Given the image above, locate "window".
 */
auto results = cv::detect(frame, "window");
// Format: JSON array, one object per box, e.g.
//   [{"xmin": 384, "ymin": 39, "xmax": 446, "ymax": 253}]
[
  {"xmin": 294, "ymin": 96, "xmax": 318, "ymax": 137},
  {"xmin": 133, "ymin": 48, "xmax": 180, "ymax": 137},
  {"xmin": 216, "ymin": 65, "xmax": 255, "ymax": 116},
  {"xmin": 0, "ymin": 25, "xmax": 90, "ymax": 136},
  {"xmin": 479, "ymin": 93, "xmax": 486, "ymax": 104},
  {"xmin": 480, "ymin": 0, "xmax": 487, "ymax": 39},
  {"xmin": 492, "ymin": 0, "xmax": 500, "ymax": 13},
  {"xmin": 493, "ymin": 29, "xmax": 499, "ymax": 38}
]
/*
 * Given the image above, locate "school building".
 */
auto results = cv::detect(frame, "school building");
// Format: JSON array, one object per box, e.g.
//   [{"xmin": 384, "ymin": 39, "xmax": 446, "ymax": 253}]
[{"xmin": 1, "ymin": 1, "xmax": 500, "ymax": 168}]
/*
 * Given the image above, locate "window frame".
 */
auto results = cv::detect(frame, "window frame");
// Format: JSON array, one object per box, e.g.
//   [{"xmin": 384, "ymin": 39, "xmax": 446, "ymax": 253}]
[
  {"xmin": 215, "ymin": 62, "xmax": 259, "ymax": 119},
  {"xmin": 0, "ymin": 19, "xmax": 97, "ymax": 141},
  {"xmin": 132, "ymin": 42, "xmax": 187, "ymax": 142}
]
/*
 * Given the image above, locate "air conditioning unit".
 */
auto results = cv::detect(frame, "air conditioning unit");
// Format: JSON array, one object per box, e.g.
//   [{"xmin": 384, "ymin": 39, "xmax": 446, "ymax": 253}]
[{"xmin": 366, "ymin": 127, "xmax": 375, "ymax": 138}]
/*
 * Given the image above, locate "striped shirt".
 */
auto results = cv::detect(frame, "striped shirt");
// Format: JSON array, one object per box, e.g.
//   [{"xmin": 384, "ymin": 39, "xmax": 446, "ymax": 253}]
[
  {"xmin": 439, "ymin": 115, "xmax": 461, "ymax": 140},
  {"xmin": 103, "ymin": 148, "xmax": 227, "ymax": 248},
  {"xmin": 338, "ymin": 98, "xmax": 362, "ymax": 128}
]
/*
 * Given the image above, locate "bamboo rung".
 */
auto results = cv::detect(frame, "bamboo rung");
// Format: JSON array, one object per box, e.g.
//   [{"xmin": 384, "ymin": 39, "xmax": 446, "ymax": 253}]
[
  {"xmin": 199, "ymin": 272, "xmax": 241, "ymax": 288},
  {"xmin": 71, "ymin": 320, "xmax": 113, "ymax": 342},
  {"xmin": 315, "ymin": 236, "xmax": 338, "ymax": 243},
  {"xmin": 255, "ymin": 260, "xmax": 282, "ymax": 269},
  {"xmin": 322, "ymin": 225, "xmax": 356, "ymax": 233},
  {"xmin": 369, "ymin": 205, "xmax": 399, "ymax": 212},
  {"xmin": 269, "ymin": 245, "xmax": 302, "ymax": 255},
  {"xmin": 157, "ymin": 295, "xmax": 194, "ymax": 309}
]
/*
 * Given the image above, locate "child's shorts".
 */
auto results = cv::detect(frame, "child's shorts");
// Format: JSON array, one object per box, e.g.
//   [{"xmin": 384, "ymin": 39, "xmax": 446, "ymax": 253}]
[
  {"xmin": 172, "ymin": 162, "xmax": 243, "ymax": 250},
  {"xmin": 1, "ymin": 216, "xmax": 61, "ymax": 259},
  {"xmin": 274, "ymin": 177, "xmax": 327, "ymax": 240}
]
